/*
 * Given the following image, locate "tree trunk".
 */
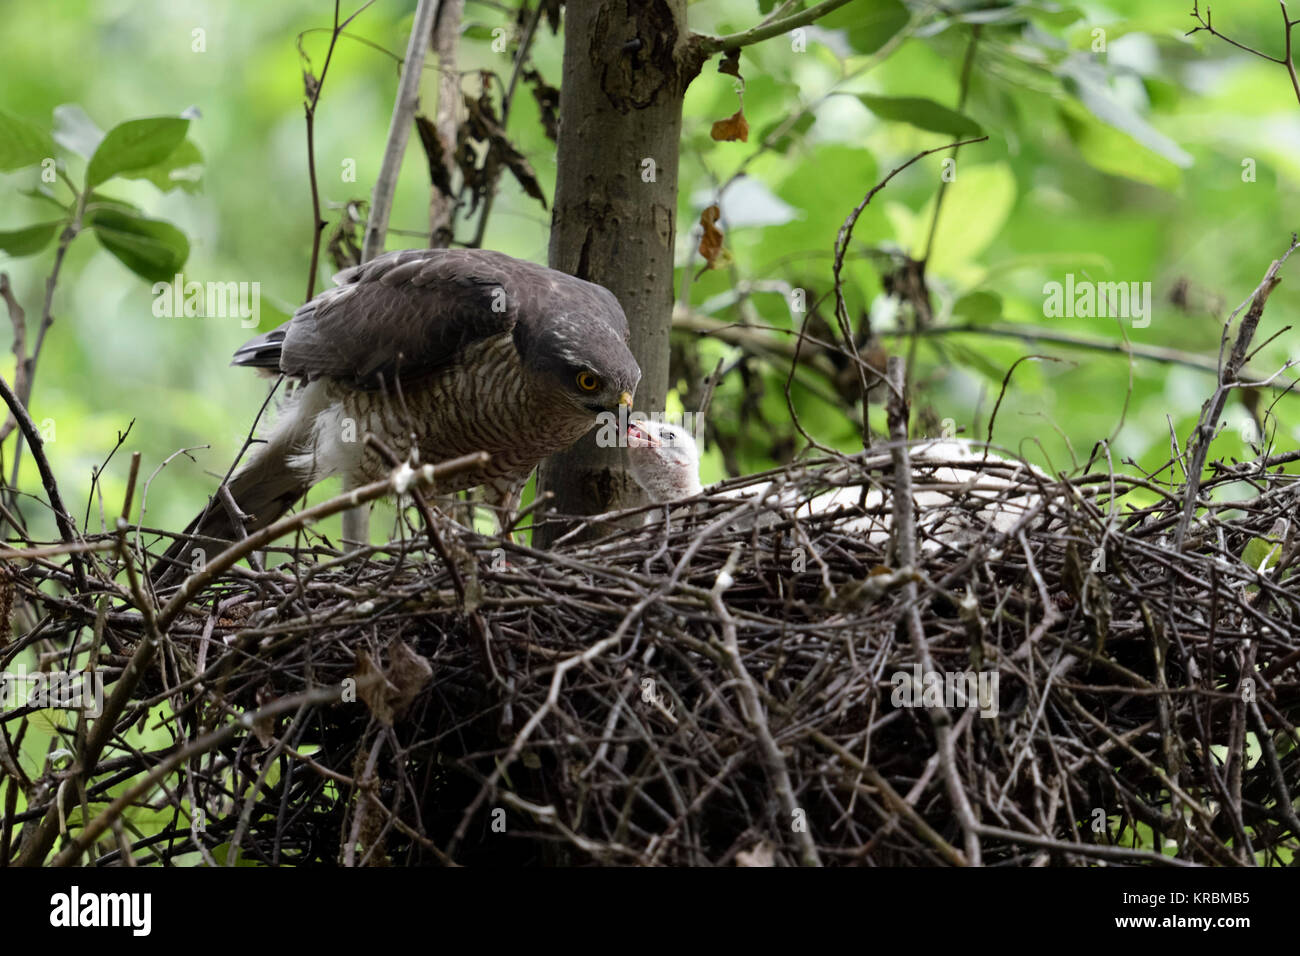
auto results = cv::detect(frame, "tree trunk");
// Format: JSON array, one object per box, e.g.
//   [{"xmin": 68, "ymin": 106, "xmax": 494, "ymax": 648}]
[{"xmin": 534, "ymin": 0, "xmax": 703, "ymax": 545}]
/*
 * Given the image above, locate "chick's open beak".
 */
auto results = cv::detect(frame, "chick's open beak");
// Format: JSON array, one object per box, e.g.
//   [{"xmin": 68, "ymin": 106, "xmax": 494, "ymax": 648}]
[
  {"xmin": 619, "ymin": 391, "xmax": 634, "ymax": 408},
  {"xmin": 627, "ymin": 423, "xmax": 660, "ymax": 448}
]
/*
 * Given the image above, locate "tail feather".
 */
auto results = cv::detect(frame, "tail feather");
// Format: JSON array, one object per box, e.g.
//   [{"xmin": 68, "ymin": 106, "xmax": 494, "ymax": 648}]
[
  {"xmin": 151, "ymin": 383, "xmax": 326, "ymax": 587},
  {"xmin": 150, "ymin": 452, "xmax": 309, "ymax": 587}
]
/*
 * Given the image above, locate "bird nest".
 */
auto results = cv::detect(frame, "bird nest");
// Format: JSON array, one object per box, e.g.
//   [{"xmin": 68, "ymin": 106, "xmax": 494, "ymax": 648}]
[{"xmin": 4, "ymin": 441, "xmax": 1298, "ymax": 867}]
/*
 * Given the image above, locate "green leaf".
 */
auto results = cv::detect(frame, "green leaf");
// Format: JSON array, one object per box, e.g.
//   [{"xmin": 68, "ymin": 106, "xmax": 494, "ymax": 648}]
[
  {"xmin": 461, "ymin": 24, "xmax": 496, "ymax": 42},
  {"xmin": 0, "ymin": 107, "xmax": 56, "ymax": 172},
  {"xmin": 1060, "ymin": 103, "xmax": 1182, "ymax": 191},
  {"xmin": 1058, "ymin": 56, "xmax": 1191, "ymax": 168},
  {"xmin": 945, "ymin": 2, "xmax": 1083, "ymax": 28},
  {"xmin": 856, "ymin": 94, "xmax": 983, "ymax": 138},
  {"xmin": 818, "ymin": 0, "xmax": 909, "ymax": 56},
  {"xmin": 87, "ymin": 205, "xmax": 189, "ymax": 281},
  {"xmin": 121, "ymin": 138, "xmax": 204, "ymax": 193},
  {"xmin": 86, "ymin": 116, "xmax": 189, "ymax": 188},
  {"xmin": 1029, "ymin": 4, "xmax": 1084, "ymax": 28},
  {"xmin": 1242, "ymin": 537, "xmax": 1280, "ymax": 572},
  {"xmin": 52, "ymin": 103, "xmax": 105, "ymax": 160},
  {"xmin": 209, "ymin": 842, "xmax": 263, "ymax": 867},
  {"xmin": 0, "ymin": 221, "xmax": 62, "ymax": 257},
  {"xmin": 952, "ymin": 291, "xmax": 1003, "ymax": 323},
  {"xmin": 901, "ymin": 162, "xmax": 1016, "ymax": 272},
  {"xmin": 21, "ymin": 186, "xmax": 70, "ymax": 214}
]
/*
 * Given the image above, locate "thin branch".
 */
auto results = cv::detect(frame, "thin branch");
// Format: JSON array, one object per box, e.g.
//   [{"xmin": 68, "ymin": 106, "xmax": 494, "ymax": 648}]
[
  {"xmin": 694, "ymin": 0, "xmax": 859, "ymax": 55},
  {"xmin": 920, "ymin": 25, "xmax": 981, "ymax": 265},
  {"xmin": 47, "ymin": 684, "xmax": 350, "ymax": 866},
  {"xmin": 8, "ymin": 190, "xmax": 86, "ymax": 491},
  {"xmin": 1174, "ymin": 235, "xmax": 1297, "ymax": 550},
  {"xmin": 1188, "ymin": 0, "xmax": 1300, "ymax": 106},
  {"xmin": 301, "ymin": 1, "xmax": 377, "ymax": 299},
  {"xmin": 13, "ymin": 452, "xmax": 487, "ymax": 867},
  {"xmin": 155, "ymin": 451, "xmax": 488, "ymax": 633},
  {"xmin": 363, "ymin": 0, "xmax": 442, "ymax": 262},
  {"xmin": 829, "ymin": 135, "xmax": 989, "ymax": 447},
  {"xmin": 0, "ymin": 371, "xmax": 87, "ymax": 592},
  {"xmin": 0, "ymin": 273, "xmax": 28, "ymax": 444},
  {"xmin": 468, "ymin": 0, "xmax": 544, "ymax": 249}
]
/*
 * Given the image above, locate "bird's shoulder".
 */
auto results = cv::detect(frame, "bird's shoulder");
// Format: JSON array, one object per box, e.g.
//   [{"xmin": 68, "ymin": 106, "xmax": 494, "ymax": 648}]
[{"xmin": 233, "ymin": 249, "xmax": 615, "ymax": 390}]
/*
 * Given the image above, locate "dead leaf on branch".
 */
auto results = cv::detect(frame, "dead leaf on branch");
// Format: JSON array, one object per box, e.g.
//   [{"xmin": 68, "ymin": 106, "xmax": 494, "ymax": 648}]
[
  {"xmin": 414, "ymin": 114, "xmax": 454, "ymax": 198},
  {"xmin": 697, "ymin": 204, "xmax": 731, "ymax": 269},
  {"xmin": 461, "ymin": 88, "xmax": 548, "ymax": 211},
  {"xmin": 326, "ymin": 198, "xmax": 366, "ymax": 272},
  {"xmin": 523, "ymin": 68, "xmax": 560, "ymax": 142},
  {"xmin": 711, "ymin": 107, "xmax": 749, "ymax": 143},
  {"xmin": 353, "ymin": 650, "xmax": 396, "ymax": 726},
  {"xmin": 710, "ymin": 47, "xmax": 748, "ymax": 142},
  {"xmin": 540, "ymin": 0, "xmax": 561, "ymax": 34}
]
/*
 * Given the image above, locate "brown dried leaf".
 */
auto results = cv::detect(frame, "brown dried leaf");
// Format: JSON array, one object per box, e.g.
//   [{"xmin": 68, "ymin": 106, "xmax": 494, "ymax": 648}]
[
  {"xmin": 697, "ymin": 204, "xmax": 729, "ymax": 269},
  {"xmin": 385, "ymin": 641, "xmax": 433, "ymax": 721},
  {"xmin": 524, "ymin": 68, "xmax": 560, "ymax": 142},
  {"xmin": 326, "ymin": 199, "xmax": 365, "ymax": 272},
  {"xmin": 352, "ymin": 644, "xmax": 434, "ymax": 726},
  {"xmin": 461, "ymin": 90, "xmax": 549, "ymax": 210},
  {"xmin": 354, "ymin": 649, "xmax": 396, "ymax": 727},
  {"xmin": 414, "ymin": 114, "xmax": 453, "ymax": 198},
  {"xmin": 710, "ymin": 108, "xmax": 749, "ymax": 143}
]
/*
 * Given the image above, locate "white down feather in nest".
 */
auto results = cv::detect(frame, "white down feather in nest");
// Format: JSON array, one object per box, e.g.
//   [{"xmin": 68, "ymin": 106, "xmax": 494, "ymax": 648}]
[{"xmin": 626, "ymin": 419, "xmax": 1050, "ymax": 552}]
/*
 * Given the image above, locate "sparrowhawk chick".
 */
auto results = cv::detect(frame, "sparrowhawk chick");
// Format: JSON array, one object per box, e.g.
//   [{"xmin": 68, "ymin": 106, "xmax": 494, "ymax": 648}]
[
  {"xmin": 153, "ymin": 248, "xmax": 640, "ymax": 583},
  {"xmin": 625, "ymin": 420, "xmax": 1044, "ymax": 549}
]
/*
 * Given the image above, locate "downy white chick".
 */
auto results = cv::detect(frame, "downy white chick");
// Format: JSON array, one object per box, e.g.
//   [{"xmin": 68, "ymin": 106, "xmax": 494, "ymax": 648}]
[{"xmin": 626, "ymin": 420, "xmax": 1047, "ymax": 551}]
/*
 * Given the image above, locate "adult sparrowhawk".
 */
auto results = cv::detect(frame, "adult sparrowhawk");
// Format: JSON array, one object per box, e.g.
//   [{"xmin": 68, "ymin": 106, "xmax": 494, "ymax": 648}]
[{"xmin": 153, "ymin": 248, "xmax": 640, "ymax": 583}]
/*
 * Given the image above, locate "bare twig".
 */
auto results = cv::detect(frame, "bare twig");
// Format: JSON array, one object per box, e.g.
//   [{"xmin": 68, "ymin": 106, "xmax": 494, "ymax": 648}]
[
  {"xmin": 362, "ymin": 0, "xmax": 442, "ymax": 261},
  {"xmin": 694, "ymin": 0, "xmax": 859, "ymax": 55},
  {"xmin": 1174, "ymin": 236, "xmax": 1297, "ymax": 550},
  {"xmin": 0, "ymin": 372, "xmax": 87, "ymax": 592}
]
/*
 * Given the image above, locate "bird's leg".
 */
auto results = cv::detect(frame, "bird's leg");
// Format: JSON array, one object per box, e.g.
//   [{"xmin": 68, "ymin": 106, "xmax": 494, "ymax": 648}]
[
  {"xmin": 495, "ymin": 483, "xmax": 524, "ymax": 544},
  {"xmin": 340, "ymin": 475, "xmax": 370, "ymax": 552}
]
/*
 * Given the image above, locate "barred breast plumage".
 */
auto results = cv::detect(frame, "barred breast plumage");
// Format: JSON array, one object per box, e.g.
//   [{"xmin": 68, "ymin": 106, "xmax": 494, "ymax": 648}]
[{"xmin": 303, "ymin": 334, "xmax": 598, "ymax": 505}]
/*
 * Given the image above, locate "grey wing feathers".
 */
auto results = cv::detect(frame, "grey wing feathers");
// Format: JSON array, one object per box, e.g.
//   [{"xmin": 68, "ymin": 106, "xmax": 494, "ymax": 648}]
[
  {"xmin": 230, "ymin": 327, "xmax": 286, "ymax": 370},
  {"xmin": 231, "ymin": 249, "xmax": 527, "ymax": 389}
]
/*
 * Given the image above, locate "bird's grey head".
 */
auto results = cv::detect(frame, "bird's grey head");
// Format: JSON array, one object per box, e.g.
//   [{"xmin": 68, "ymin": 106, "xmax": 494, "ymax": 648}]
[
  {"xmin": 627, "ymin": 419, "xmax": 703, "ymax": 503},
  {"xmin": 518, "ymin": 309, "xmax": 641, "ymax": 416}
]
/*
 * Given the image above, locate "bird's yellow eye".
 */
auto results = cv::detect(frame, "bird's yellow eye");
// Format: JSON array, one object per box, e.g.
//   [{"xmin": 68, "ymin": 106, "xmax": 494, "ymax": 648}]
[{"xmin": 575, "ymin": 371, "xmax": 601, "ymax": 392}]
